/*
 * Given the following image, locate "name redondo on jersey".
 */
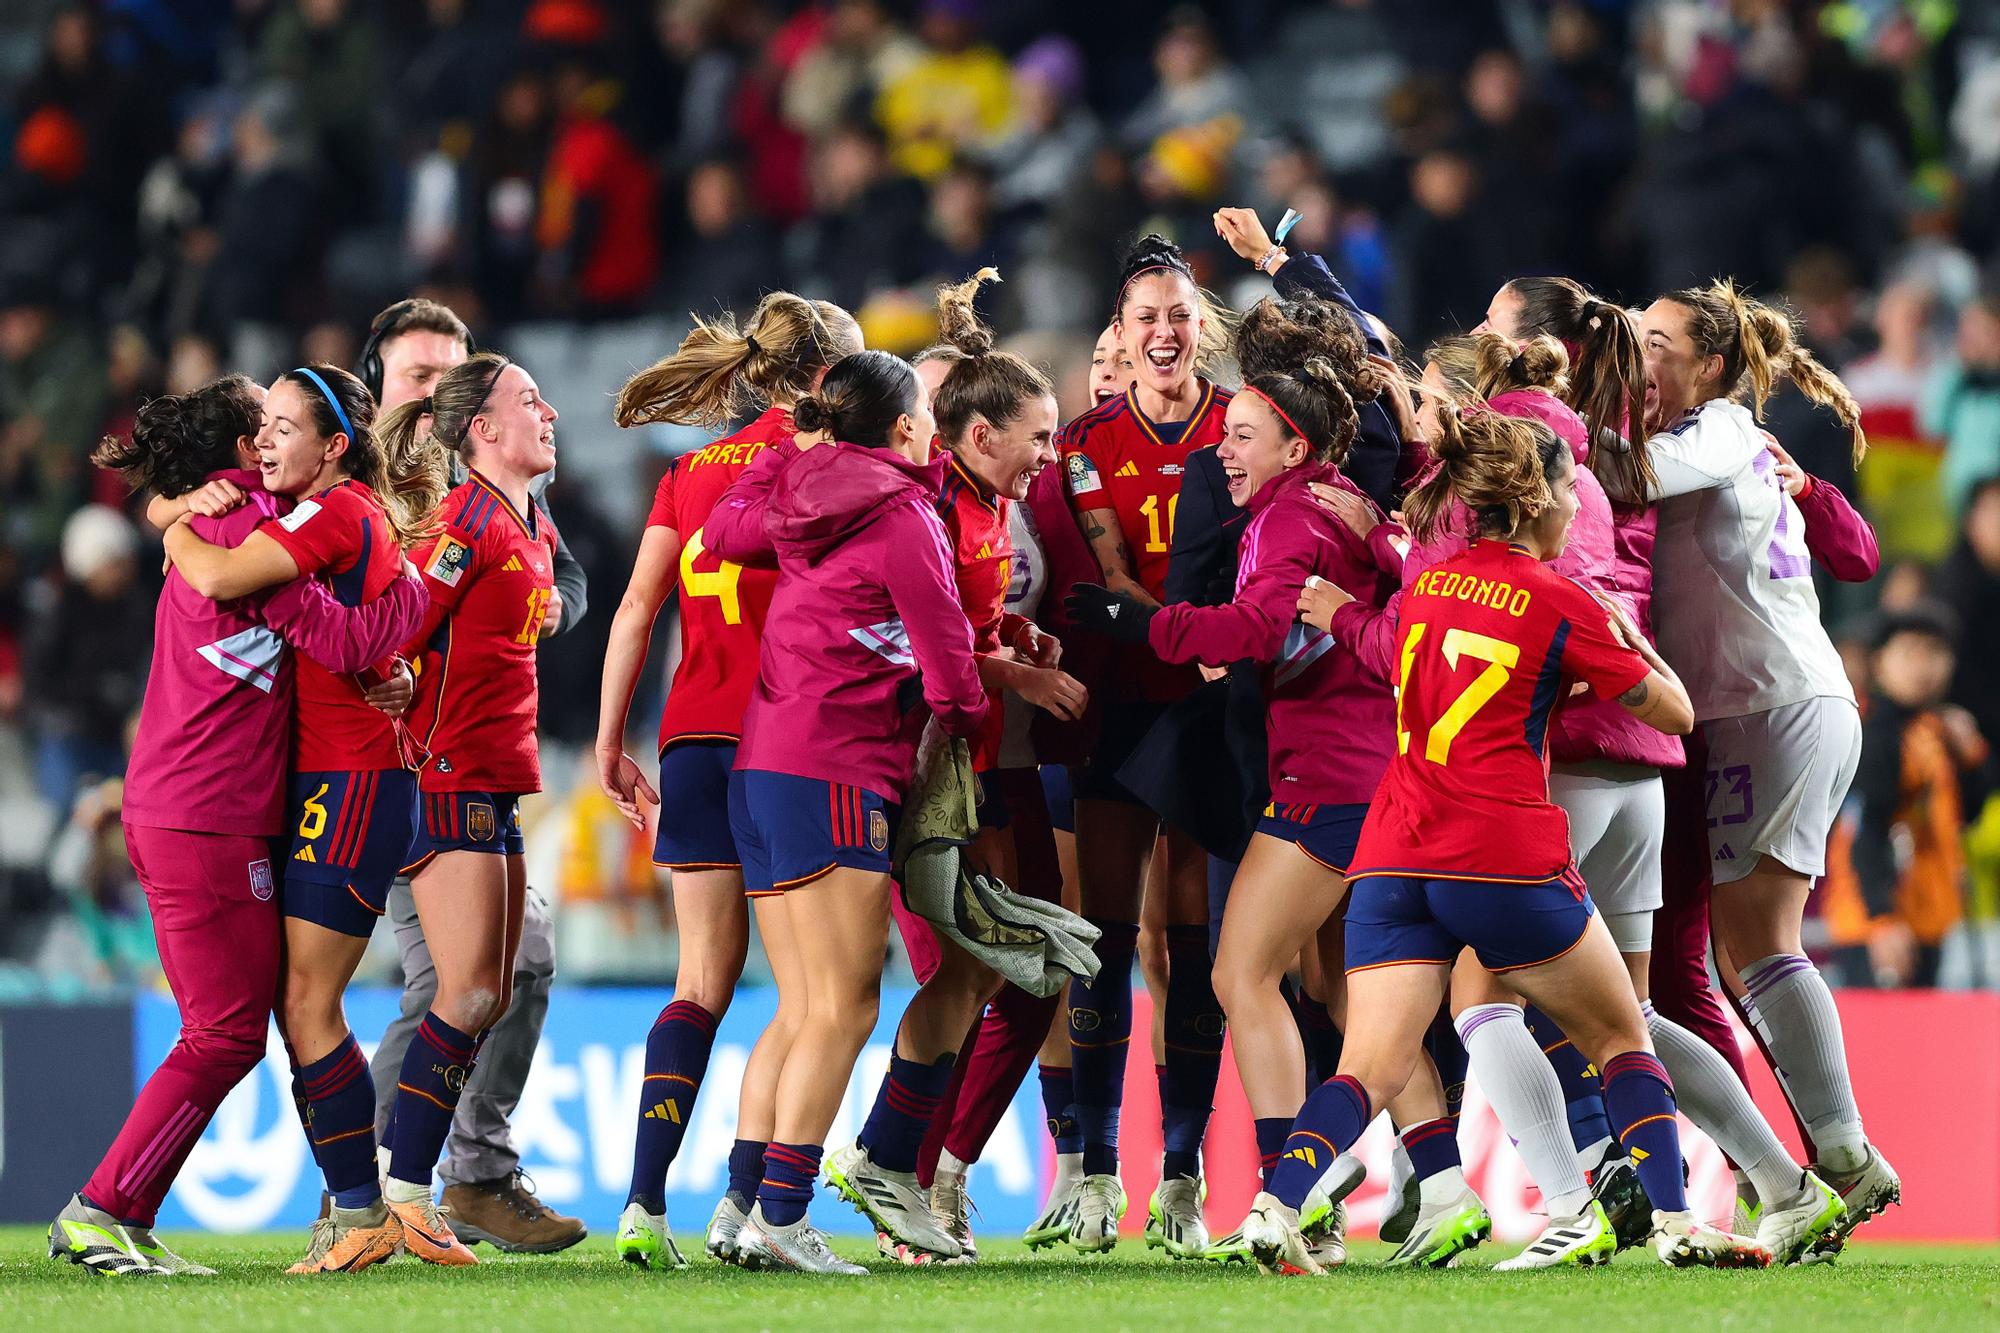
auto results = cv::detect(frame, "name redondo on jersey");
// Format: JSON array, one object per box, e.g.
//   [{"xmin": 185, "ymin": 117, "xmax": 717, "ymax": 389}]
[{"xmin": 1411, "ymin": 568, "xmax": 1533, "ymax": 617}]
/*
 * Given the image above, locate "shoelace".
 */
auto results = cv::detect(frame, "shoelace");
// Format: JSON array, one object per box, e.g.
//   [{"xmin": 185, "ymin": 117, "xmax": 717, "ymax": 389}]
[
  {"xmin": 493, "ymin": 1171, "xmax": 549, "ymax": 1221},
  {"xmin": 800, "ymin": 1226, "xmax": 843, "ymax": 1265}
]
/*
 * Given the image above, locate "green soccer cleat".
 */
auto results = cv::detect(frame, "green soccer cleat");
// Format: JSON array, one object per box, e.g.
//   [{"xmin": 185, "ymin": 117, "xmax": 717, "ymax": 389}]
[
  {"xmin": 1145, "ymin": 1175, "xmax": 1209, "ymax": 1259},
  {"xmin": 127, "ymin": 1227, "xmax": 216, "ymax": 1276},
  {"xmin": 48, "ymin": 1195, "xmax": 161, "ymax": 1277},
  {"xmin": 616, "ymin": 1201, "xmax": 688, "ymax": 1271},
  {"xmin": 1757, "ymin": 1172, "xmax": 1845, "ymax": 1266},
  {"xmin": 1024, "ymin": 1153, "xmax": 1083, "ymax": 1250},
  {"xmin": 1067, "ymin": 1173, "xmax": 1127, "ymax": 1254},
  {"xmin": 1804, "ymin": 1146, "xmax": 1901, "ymax": 1264},
  {"xmin": 1386, "ymin": 1187, "xmax": 1493, "ymax": 1268},
  {"xmin": 1494, "ymin": 1201, "xmax": 1617, "ymax": 1271},
  {"xmin": 1203, "ymin": 1227, "xmax": 1254, "ymax": 1264},
  {"xmin": 1590, "ymin": 1154, "xmax": 1652, "ymax": 1251}
]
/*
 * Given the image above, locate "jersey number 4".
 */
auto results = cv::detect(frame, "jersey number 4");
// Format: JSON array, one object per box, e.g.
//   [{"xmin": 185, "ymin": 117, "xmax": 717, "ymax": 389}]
[
  {"xmin": 1396, "ymin": 624, "xmax": 1520, "ymax": 764},
  {"xmin": 680, "ymin": 528, "xmax": 745, "ymax": 625}
]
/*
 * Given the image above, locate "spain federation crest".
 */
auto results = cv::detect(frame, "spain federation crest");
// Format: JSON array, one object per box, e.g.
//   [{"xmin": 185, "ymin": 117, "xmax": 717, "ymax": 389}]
[
  {"xmin": 868, "ymin": 808, "xmax": 890, "ymax": 853},
  {"xmin": 467, "ymin": 801, "xmax": 497, "ymax": 842}
]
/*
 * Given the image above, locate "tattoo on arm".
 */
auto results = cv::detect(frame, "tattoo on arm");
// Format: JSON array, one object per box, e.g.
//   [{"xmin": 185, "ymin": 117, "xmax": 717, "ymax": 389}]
[
  {"xmin": 1084, "ymin": 518, "xmax": 1106, "ymax": 542},
  {"xmin": 1618, "ymin": 678, "xmax": 1650, "ymax": 708}
]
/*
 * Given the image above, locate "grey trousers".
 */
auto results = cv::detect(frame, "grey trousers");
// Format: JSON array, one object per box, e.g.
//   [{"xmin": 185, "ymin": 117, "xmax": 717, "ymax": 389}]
[{"xmin": 370, "ymin": 879, "xmax": 557, "ymax": 1187}]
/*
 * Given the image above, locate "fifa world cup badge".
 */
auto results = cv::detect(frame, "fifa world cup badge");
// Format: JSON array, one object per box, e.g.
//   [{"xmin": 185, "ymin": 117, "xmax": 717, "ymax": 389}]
[
  {"xmin": 248, "ymin": 858, "xmax": 275, "ymax": 901},
  {"xmin": 426, "ymin": 535, "xmax": 473, "ymax": 588},
  {"xmin": 868, "ymin": 808, "xmax": 890, "ymax": 853},
  {"xmin": 467, "ymin": 802, "xmax": 497, "ymax": 843}
]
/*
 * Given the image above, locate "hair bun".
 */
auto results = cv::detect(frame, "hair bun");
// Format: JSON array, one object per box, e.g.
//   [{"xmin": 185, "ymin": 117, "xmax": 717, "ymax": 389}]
[
  {"xmin": 1118, "ymin": 233, "xmax": 1193, "ymax": 287},
  {"xmin": 791, "ymin": 395, "xmax": 830, "ymax": 435}
]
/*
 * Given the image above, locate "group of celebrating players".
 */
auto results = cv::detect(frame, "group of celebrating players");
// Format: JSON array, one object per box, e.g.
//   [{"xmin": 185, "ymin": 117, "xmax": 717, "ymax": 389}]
[{"xmin": 49, "ymin": 201, "xmax": 1902, "ymax": 1280}]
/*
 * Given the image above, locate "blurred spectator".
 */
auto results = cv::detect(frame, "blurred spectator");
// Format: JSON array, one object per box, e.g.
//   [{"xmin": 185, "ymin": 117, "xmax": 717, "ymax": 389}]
[
  {"xmin": 467, "ymin": 67, "xmax": 552, "ymax": 326},
  {"xmin": 987, "ymin": 35, "xmax": 1098, "ymax": 217},
  {"xmin": 792, "ymin": 119, "xmax": 925, "ymax": 309},
  {"xmin": 670, "ymin": 158, "xmax": 781, "ymax": 316},
  {"xmin": 1929, "ymin": 294, "xmax": 2000, "ymax": 516},
  {"xmin": 205, "ymin": 84, "xmax": 328, "ymax": 378},
  {"xmin": 534, "ymin": 62, "xmax": 660, "ymax": 317},
  {"xmin": 1827, "ymin": 605, "xmax": 1986, "ymax": 988},
  {"xmin": 43, "ymin": 773, "xmax": 153, "ymax": 985},
  {"xmin": 20, "ymin": 505, "xmax": 151, "ymax": 820},
  {"xmin": 1120, "ymin": 8, "xmax": 1245, "ymax": 151},
  {"xmin": 0, "ymin": 271, "xmax": 107, "ymax": 563},
  {"xmin": 875, "ymin": 0, "xmax": 1014, "ymax": 181},
  {"xmin": 921, "ymin": 160, "xmax": 1009, "ymax": 295},
  {"xmin": 784, "ymin": 0, "xmax": 920, "ymax": 142},
  {"xmin": 1392, "ymin": 147, "xmax": 1493, "ymax": 343},
  {"xmin": 1460, "ymin": 48, "xmax": 1565, "ymax": 275},
  {"xmin": 1848, "ymin": 280, "xmax": 1950, "ymax": 561},
  {"xmin": 254, "ymin": 0, "xmax": 385, "ymax": 225}
]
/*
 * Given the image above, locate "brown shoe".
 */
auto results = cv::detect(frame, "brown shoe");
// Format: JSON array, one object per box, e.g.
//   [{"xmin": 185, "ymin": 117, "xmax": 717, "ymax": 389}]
[{"xmin": 440, "ymin": 1173, "xmax": 588, "ymax": 1254}]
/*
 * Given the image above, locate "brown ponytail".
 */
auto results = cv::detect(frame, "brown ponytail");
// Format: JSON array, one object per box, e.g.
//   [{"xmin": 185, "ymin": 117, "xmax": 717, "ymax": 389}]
[
  {"xmin": 1502, "ymin": 275, "xmax": 1654, "ymax": 492},
  {"xmin": 1659, "ymin": 279, "xmax": 1866, "ymax": 464},
  {"xmin": 1403, "ymin": 407, "xmax": 1564, "ymax": 545},
  {"xmin": 1427, "ymin": 332, "xmax": 1569, "ymax": 403},
  {"xmin": 925, "ymin": 269, "xmax": 1056, "ymax": 444},
  {"xmin": 93, "ymin": 374, "xmax": 261, "ymax": 498},
  {"xmin": 615, "ymin": 292, "xmax": 864, "ymax": 429},
  {"xmin": 373, "ymin": 353, "xmax": 517, "ymax": 544}
]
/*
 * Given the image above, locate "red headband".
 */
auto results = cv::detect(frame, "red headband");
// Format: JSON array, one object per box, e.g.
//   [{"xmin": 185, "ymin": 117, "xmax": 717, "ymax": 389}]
[{"xmin": 1242, "ymin": 384, "xmax": 1310, "ymax": 446}]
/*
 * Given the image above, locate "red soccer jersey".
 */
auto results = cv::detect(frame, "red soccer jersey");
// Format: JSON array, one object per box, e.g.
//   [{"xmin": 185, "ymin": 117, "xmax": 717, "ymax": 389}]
[
  {"xmin": 405, "ymin": 473, "xmax": 558, "ymax": 794},
  {"xmin": 936, "ymin": 453, "xmax": 1013, "ymax": 769},
  {"xmin": 261, "ymin": 478, "xmax": 403, "ymax": 771},
  {"xmin": 1349, "ymin": 541, "xmax": 1652, "ymax": 883},
  {"xmin": 646, "ymin": 407, "xmax": 792, "ymax": 750},
  {"xmin": 1059, "ymin": 379, "xmax": 1231, "ymax": 601}
]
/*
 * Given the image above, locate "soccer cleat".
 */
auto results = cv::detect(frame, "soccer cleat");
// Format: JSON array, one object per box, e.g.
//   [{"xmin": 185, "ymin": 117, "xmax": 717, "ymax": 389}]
[
  {"xmin": 1303, "ymin": 1202, "xmax": 1348, "ymax": 1270},
  {"xmin": 1067, "ymin": 1173, "xmax": 1128, "ymax": 1254},
  {"xmin": 1386, "ymin": 1186, "xmax": 1492, "ymax": 1268},
  {"xmin": 707, "ymin": 1195, "xmax": 749, "ymax": 1264},
  {"xmin": 1590, "ymin": 1154, "xmax": 1652, "ymax": 1251},
  {"xmin": 825, "ymin": 1142, "xmax": 962, "ymax": 1264},
  {"xmin": 1732, "ymin": 1189, "xmax": 1763, "ymax": 1240},
  {"xmin": 927, "ymin": 1166, "xmax": 978, "ymax": 1264},
  {"xmin": 616, "ymin": 1201, "xmax": 688, "ymax": 1271},
  {"xmin": 1298, "ymin": 1151, "xmax": 1367, "ymax": 1236},
  {"xmin": 292, "ymin": 1206, "xmax": 402, "ymax": 1275},
  {"xmin": 128, "ymin": 1227, "xmax": 217, "ymax": 1276},
  {"xmin": 385, "ymin": 1192, "xmax": 479, "ymax": 1266},
  {"xmin": 1494, "ymin": 1201, "xmax": 1617, "ymax": 1271},
  {"xmin": 1651, "ymin": 1209, "xmax": 1771, "ymax": 1268},
  {"xmin": 287, "ymin": 1218, "xmax": 337, "ymax": 1274},
  {"xmin": 1756, "ymin": 1173, "xmax": 1845, "ymax": 1266},
  {"xmin": 1145, "ymin": 1174, "xmax": 1209, "ymax": 1259},
  {"xmin": 1024, "ymin": 1153, "xmax": 1083, "ymax": 1249},
  {"xmin": 47, "ymin": 1195, "xmax": 160, "ymax": 1277},
  {"xmin": 1202, "ymin": 1227, "xmax": 1254, "ymax": 1265},
  {"xmin": 1379, "ymin": 1157, "xmax": 1421, "ymax": 1244},
  {"xmin": 1805, "ymin": 1147, "xmax": 1901, "ymax": 1263},
  {"xmin": 733, "ymin": 1204, "xmax": 868, "ymax": 1275},
  {"xmin": 1241, "ymin": 1191, "xmax": 1320, "ymax": 1276}
]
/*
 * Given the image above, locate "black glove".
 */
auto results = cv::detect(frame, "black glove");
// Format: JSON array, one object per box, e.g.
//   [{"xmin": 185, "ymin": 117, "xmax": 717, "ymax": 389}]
[{"xmin": 1064, "ymin": 582, "xmax": 1156, "ymax": 646}]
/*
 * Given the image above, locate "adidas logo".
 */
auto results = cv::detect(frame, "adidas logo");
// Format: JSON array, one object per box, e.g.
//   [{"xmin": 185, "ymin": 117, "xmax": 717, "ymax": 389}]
[
  {"xmin": 293, "ymin": 846, "xmax": 316, "ymax": 863},
  {"xmin": 503, "ymin": 555, "xmax": 526, "ymax": 572},
  {"xmin": 977, "ymin": 542, "xmax": 992, "ymax": 559},
  {"xmin": 1715, "ymin": 844, "xmax": 1735, "ymax": 860},
  {"xmin": 644, "ymin": 1099, "xmax": 683, "ymax": 1124},
  {"xmin": 1115, "ymin": 460, "xmax": 1141, "ymax": 478},
  {"xmin": 1282, "ymin": 1145, "xmax": 1318, "ymax": 1168},
  {"xmin": 1629, "ymin": 1147, "xmax": 1651, "ymax": 1162}
]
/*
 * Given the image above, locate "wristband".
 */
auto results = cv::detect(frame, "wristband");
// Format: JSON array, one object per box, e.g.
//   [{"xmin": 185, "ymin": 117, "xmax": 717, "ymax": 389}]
[{"xmin": 1255, "ymin": 246, "xmax": 1289, "ymax": 274}]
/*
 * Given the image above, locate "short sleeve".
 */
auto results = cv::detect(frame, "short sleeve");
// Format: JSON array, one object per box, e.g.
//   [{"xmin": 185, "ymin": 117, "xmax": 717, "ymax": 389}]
[
  {"xmin": 1551, "ymin": 577, "xmax": 1650, "ymax": 701},
  {"xmin": 415, "ymin": 522, "xmax": 484, "ymax": 614},
  {"xmin": 1059, "ymin": 420, "xmax": 1106, "ymax": 504},
  {"xmin": 260, "ymin": 487, "xmax": 362, "ymax": 577},
  {"xmin": 645, "ymin": 461, "xmax": 679, "ymax": 531}
]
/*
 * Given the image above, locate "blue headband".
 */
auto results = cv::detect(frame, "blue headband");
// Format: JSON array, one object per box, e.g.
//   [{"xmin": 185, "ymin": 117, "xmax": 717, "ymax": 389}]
[{"xmin": 292, "ymin": 366, "xmax": 355, "ymax": 442}]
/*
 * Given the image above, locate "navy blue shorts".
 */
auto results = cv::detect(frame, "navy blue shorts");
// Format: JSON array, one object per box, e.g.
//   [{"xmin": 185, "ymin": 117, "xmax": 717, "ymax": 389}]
[
  {"xmin": 653, "ymin": 740, "xmax": 740, "ymax": 870},
  {"xmin": 1344, "ymin": 868, "xmax": 1596, "ymax": 974},
  {"xmin": 281, "ymin": 769, "xmax": 417, "ymax": 938},
  {"xmin": 403, "ymin": 790, "xmax": 524, "ymax": 873},
  {"xmin": 1041, "ymin": 764, "xmax": 1074, "ymax": 834},
  {"xmin": 1255, "ymin": 801, "xmax": 1369, "ymax": 874},
  {"xmin": 730, "ymin": 769, "xmax": 898, "ymax": 896},
  {"xmin": 1071, "ymin": 701, "xmax": 1163, "ymax": 805}
]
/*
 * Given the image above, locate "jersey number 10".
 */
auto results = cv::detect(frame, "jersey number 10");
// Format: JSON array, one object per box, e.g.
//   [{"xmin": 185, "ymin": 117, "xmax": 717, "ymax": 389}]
[
  {"xmin": 1137, "ymin": 493, "xmax": 1179, "ymax": 553},
  {"xmin": 1395, "ymin": 623, "xmax": 1521, "ymax": 764}
]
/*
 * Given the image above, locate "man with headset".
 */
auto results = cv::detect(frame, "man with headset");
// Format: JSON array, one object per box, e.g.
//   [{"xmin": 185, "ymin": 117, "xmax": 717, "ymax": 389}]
[{"xmin": 358, "ymin": 298, "xmax": 588, "ymax": 1253}]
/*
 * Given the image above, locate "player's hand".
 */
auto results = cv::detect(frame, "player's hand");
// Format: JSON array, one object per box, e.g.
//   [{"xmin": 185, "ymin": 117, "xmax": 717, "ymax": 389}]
[
  {"xmin": 1014, "ymin": 621, "xmax": 1063, "ymax": 669},
  {"xmin": 365, "ymin": 658, "xmax": 415, "ymax": 718},
  {"xmin": 1307, "ymin": 482, "xmax": 1380, "ymax": 540},
  {"xmin": 185, "ymin": 477, "xmax": 249, "ymax": 518},
  {"xmin": 1760, "ymin": 431, "xmax": 1806, "ymax": 497},
  {"xmin": 1213, "ymin": 207, "xmax": 1276, "ymax": 265},
  {"xmin": 1297, "ymin": 573, "xmax": 1353, "ymax": 631},
  {"xmin": 1594, "ymin": 591, "xmax": 1645, "ymax": 651},
  {"xmin": 598, "ymin": 744, "xmax": 661, "ymax": 829},
  {"xmin": 1867, "ymin": 917, "xmax": 1918, "ymax": 988},
  {"xmin": 1015, "ymin": 665, "xmax": 1089, "ymax": 722},
  {"xmin": 1199, "ymin": 663, "xmax": 1229, "ymax": 683},
  {"xmin": 1064, "ymin": 582, "xmax": 1156, "ymax": 646},
  {"xmin": 538, "ymin": 586, "xmax": 564, "ymax": 639},
  {"xmin": 1938, "ymin": 703, "xmax": 1986, "ymax": 762}
]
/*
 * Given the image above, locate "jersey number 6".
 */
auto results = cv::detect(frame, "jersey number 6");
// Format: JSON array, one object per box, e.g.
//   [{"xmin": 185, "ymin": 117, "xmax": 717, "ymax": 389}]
[{"xmin": 1396, "ymin": 624, "xmax": 1521, "ymax": 764}]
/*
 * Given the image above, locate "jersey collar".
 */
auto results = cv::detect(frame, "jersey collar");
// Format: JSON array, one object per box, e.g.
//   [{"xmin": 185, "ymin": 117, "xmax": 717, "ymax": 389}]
[
  {"xmin": 1125, "ymin": 378, "xmax": 1215, "ymax": 448},
  {"xmin": 946, "ymin": 452, "xmax": 1000, "ymax": 510},
  {"xmin": 468, "ymin": 469, "xmax": 537, "ymax": 539}
]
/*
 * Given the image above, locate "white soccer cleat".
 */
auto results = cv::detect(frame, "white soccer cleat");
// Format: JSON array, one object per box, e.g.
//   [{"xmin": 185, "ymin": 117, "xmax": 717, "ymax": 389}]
[
  {"xmin": 1067, "ymin": 1173, "xmax": 1127, "ymax": 1254},
  {"xmin": 824, "ymin": 1142, "xmax": 961, "ymax": 1264},
  {"xmin": 1145, "ymin": 1174, "xmax": 1209, "ymax": 1259},
  {"xmin": 47, "ymin": 1195, "xmax": 161, "ymax": 1277},
  {"xmin": 927, "ymin": 1164, "xmax": 978, "ymax": 1264},
  {"xmin": 1805, "ymin": 1147, "xmax": 1901, "ymax": 1263},
  {"xmin": 1494, "ymin": 1201, "xmax": 1617, "ymax": 1270},
  {"xmin": 1299, "ymin": 1151, "xmax": 1367, "ymax": 1235},
  {"xmin": 1024, "ymin": 1152, "xmax": 1083, "ymax": 1250},
  {"xmin": 733, "ymin": 1204, "xmax": 868, "ymax": 1275},
  {"xmin": 1303, "ymin": 1202, "xmax": 1348, "ymax": 1270},
  {"xmin": 1240, "ymin": 1191, "xmax": 1320, "ymax": 1276},
  {"xmin": 706, "ymin": 1194, "xmax": 749, "ymax": 1264},
  {"xmin": 1386, "ymin": 1185, "xmax": 1493, "ymax": 1268},
  {"xmin": 1651, "ymin": 1208, "xmax": 1771, "ymax": 1268},
  {"xmin": 614, "ymin": 1201, "xmax": 687, "ymax": 1271},
  {"xmin": 1756, "ymin": 1172, "xmax": 1846, "ymax": 1266}
]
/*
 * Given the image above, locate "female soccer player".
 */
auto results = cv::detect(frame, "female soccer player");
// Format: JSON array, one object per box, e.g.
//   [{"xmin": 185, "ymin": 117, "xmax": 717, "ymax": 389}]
[
  {"xmin": 368, "ymin": 352, "xmax": 561, "ymax": 1265},
  {"xmin": 1068, "ymin": 344, "xmax": 1422, "ymax": 1267},
  {"xmin": 1630, "ymin": 280, "xmax": 1896, "ymax": 1250},
  {"xmin": 702, "ymin": 351, "xmax": 987, "ymax": 1274},
  {"xmin": 597, "ymin": 293, "xmax": 862, "ymax": 1269},
  {"xmin": 826, "ymin": 273, "xmax": 1086, "ymax": 1264},
  {"xmin": 51, "ymin": 377, "xmax": 425, "ymax": 1277},
  {"xmin": 1059, "ymin": 233, "xmax": 1235, "ymax": 1255},
  {"xmin": 159, "ymin": 365, "xmax": 444, "ymax": 1273},
  {"xmin": 1245, "ymin": 407, "xmax": 1768, "ymax": 1275}
]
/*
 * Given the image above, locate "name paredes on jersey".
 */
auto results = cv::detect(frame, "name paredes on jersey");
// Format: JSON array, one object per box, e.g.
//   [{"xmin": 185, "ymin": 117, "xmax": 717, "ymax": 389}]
[
  {"xmin": 685, "ymin": 437, "xmax": 769, "ymax": 470},
  {"xmin": 1411, "ymin": 567, "xmax": 1535, "ymax": 618}
]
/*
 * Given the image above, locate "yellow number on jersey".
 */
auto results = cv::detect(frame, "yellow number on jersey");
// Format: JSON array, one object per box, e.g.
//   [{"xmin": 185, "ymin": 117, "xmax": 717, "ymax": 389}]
[
  {"xmin": 1137, "ymin": 493, "xmax": 1180, "ymax": 553},
  {"xmin": 679, "ymin": 527, "xmax": 745, "ymax": 625},
  {"xmin": 514, "ymin": 587, "xmax": 553, "ymax": 644},
  {"xmin": 297, "ymin": 783, "xmax": 331, "ymax": 842},
  {"xmin": 1397, "ymin": 623, "xmax": 1521, "ymax": 764}
]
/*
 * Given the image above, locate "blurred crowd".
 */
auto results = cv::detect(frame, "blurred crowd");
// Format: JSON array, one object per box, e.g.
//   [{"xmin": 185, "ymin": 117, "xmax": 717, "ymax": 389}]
[{"xmin": 2, "ymin": 0, "xmax": 1999, "ymax": 995}]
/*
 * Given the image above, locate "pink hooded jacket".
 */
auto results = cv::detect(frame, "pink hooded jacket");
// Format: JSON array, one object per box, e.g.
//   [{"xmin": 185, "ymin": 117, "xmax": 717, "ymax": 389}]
[{"xmin": 718, "ymin": 440, "xmax": 988, "ymax": 802}]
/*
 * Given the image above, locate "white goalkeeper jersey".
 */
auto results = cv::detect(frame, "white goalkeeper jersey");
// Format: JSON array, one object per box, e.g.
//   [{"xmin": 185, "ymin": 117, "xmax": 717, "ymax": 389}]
[{"xmin": 1643, "ymin": 399, "xmax": 1853, "ymax": 722}]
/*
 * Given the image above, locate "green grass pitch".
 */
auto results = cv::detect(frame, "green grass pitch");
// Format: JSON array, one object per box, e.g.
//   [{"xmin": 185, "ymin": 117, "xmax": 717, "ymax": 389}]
[{"xmin": 6, "ymin": 1226, "xmax": 1999, "ymax": 1331}]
